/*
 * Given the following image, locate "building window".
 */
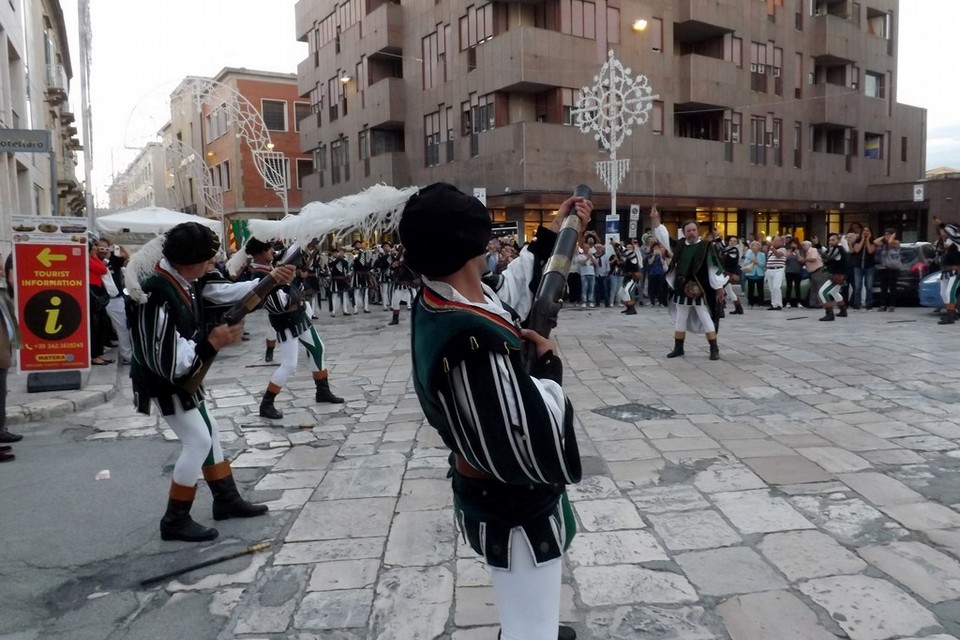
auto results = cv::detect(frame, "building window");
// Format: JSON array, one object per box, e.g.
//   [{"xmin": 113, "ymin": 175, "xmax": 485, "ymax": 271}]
[
  {"xmin": 772, "ymin": 118, "xmax": 782, "ymax": 166},
  {"xmin": 459, "ymin": 2, "xmax": 503, "ymax": 70},
  {"xmin": 331, "ymin": 137, "xmax": 350, "ymax": 184},
  {"xmin": 750, "ymin": 116, "xmax": 766, "ymax": 165},
  {"xmin": 607, "ymin": 7, "xmax": 620, "ymax": 44},
  {"xmin": 222, "ymin": 160, "xmax": 231, "ymax": 191},
  {"xmin": 864, "ymin": 132, "xmax": 883, "ymax": 159},
  {"xmin": 773, "ymin": 47, "xmax": 783, "ymax": 96},
  {"xmin": 794, "ymin": 52, "xmax": 803, "ymax": 99},
  {"xmin": 359, "ymin": 128, "xmax": 371, "ymax": 177},
  {"xmin": 261, "ymin": 99, "xmax": 288, "ymax": 132},
  {"xmin": 652, "ymin": 101, "xmax": 664, "ymax": 135},
  {"xmin": 294, "ymin": 102, "xmax": 310, "ymax": 133},
  {"xmin": 901, "ymin": 136, "xmax": 907, "ymax": 162},
  {"xmin": 422, "ymin": 30, "xmax": 440, "ymax": 89},
  {"xmin": 724, "ymin": 34, "xmax": 742, "ymax": 67},
  {"xmin": 443, "ymin": 106, "xmax": 455, "ymax": 162},
  {"xmin": 561, "ymin": 88, "xmax": 576, "ymax": 125},
  {"xmin": 296, "ymin": 159, "xmax": 313, "ymax": 189},
  {"xmin": 650, "ymin": 17, "xmax": 663, "ymax": 52},
  {"xmin": 864, "ymin": 71, "xmax": 885, "ymax": 98},
  {"xmin": 262, "ymin": 157, "xmax": 291, "ymax": 190},
  {"xmin": 750, "ymin": 42, "xmax": 768, "ymax": 92},
  {"xmin": 558, "ymin": 0, "xmax": 597, "ymax": 39},
  {"xmin": 314, "ymin": 145, "xmax": 326, "ymax": 188},
  {"xmin": 424, "ymin": 111, "xmax": 441, "ymax": 167},
  {"xmin": 793, "ymin": 121, "xmax": 802, "ymax": 168}
]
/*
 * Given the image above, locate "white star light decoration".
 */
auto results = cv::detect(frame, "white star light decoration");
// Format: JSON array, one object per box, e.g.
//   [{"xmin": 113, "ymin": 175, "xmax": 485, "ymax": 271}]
[{"xmin": 573, "ymin": 50, "xmax": 659, "ymax": 153}]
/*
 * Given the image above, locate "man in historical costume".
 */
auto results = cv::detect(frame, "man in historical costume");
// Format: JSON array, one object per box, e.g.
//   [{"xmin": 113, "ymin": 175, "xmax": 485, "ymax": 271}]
[
  {"xmin": 651, "ymin": 209, "xmax": 728, "ymax": 360},
  {"xmin": 126, "ymin": 223, "xmax": 296, "ymax": 542},
  {"xmin": 934, "ymin": 216, "xmax": 960, "ymax": 325},
  {"xmin": 351, "ymin": 240, "xmax": 374, "ymax": 314},
  {"xmin": 387, "ymin": 245, "xmax": 417, "ymax": 326},
  {"xmin": 328, "ymin": 247, "xmax": 353, "ymax": 316},
  {"xmin": 817, "ymin": 233, "xmax": 849, "ymax": 322},
  {"xmin": 373, "ymin": 243, "xmax": 395, "ymax": 312},
  {"xmin": 227, "ymin": 237, "xmax": 345, "ymax": 420},
  {"xmin": 402, "ymin": 183, "xmax": 590, "ymax": 640},
  {"xmin": 619, "ymin": 263, "xmax": 643, "ymax": 315},
  {"xmin": 721, "ymin": 235, "xmax": 745, "ymax": 315}
]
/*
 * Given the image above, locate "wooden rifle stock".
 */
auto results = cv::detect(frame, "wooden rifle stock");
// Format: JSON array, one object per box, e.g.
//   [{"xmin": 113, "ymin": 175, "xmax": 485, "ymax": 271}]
[
  {"xmin": 182, "ymin": 244, "xmax": 302, "ymax": 394},
  {"xmin": 523, "ymin": 185, "xmax": 591, "ymax": 372}
]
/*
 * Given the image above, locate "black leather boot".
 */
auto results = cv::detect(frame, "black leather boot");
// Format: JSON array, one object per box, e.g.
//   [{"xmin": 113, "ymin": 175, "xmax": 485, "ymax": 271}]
[
  {"xmin": 939, "ymin": 311, "xmax": 956, "ymax": 325},
  {"xmin": 264, "ymin": 345, "xmax": 274, "ymax": 363},
  {"xmin": 732, "ymin": 301, "xmax": 744, "ymax": 314},
  {"xmin": 498, "ymin": 625, "xmax": 576, "ymax": 640},
  {"xmin": 388, "ymin": 311, "xmax": 400, "ymax": 326},
  {"xmin": 820, "ymin": 307, "xmax": 835, "ymax": 321},
  {"xmin": 837, "ymin": 304, "xmax": 848, "ymax": 318},
  {"xmin": 160, "ymin": 483, "xmax": 218, "ymax": 542},
  {"xmin": 709, "ymin": 338, "xmax": 720, "ymax": 361},
  {"xmin": 666, "ymin": 339, "xmax": 685, "ymax": 358},
  {"xmin": 204, "ymin": 461, "xmax": 269, "ymax": 521},
  {"xmin": 624, "ymin": 305, "xmax": 637, "ymax": 315},
  {"xmin": 259, "ymin": 388, "xmax": 283, "ymax": 419},
  {"xmin": 315, "ymin": 374, "xmax": 344, "ymax": 403}
]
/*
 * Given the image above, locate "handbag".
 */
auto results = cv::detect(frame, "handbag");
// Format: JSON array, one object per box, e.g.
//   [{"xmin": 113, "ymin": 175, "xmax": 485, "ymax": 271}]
[
  {"xmin": 683, "ymin": 280, "xmax": 704, "ymax": 299},
  {"xmin": 882, "ymin": 246, "xmax": 902, "ymax": 270}
]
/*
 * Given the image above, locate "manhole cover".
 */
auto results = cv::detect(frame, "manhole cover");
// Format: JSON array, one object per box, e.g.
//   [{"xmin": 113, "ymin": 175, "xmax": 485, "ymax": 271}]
[{"xmin": 593, "ymin": 402, "xmax": 675, "ymax": 423}]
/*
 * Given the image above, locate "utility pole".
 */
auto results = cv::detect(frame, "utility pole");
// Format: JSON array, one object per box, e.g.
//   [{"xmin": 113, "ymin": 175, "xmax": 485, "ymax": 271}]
[{"xmin": 78, "ymin": 0, "xmax": 95, "ymax": 224}]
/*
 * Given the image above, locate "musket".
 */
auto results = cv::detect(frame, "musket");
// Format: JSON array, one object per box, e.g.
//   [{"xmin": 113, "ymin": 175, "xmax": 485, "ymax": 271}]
[
  {"xmin": 139, "ymin": 542, "xmax": 271, "ymax": 587},
  {"xmin": 523, "ymin": 184, "xmax": 591, "ymax": 372},
  {"xmin": 182, "ymin": 243, "xmax": 302, "ymax": 394}
]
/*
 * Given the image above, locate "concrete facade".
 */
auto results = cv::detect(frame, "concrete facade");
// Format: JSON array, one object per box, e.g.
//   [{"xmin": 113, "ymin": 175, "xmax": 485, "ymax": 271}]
[
  {"xmin": 295, "ymin": 0, "xmax": 928, "ymax": 241},
  {"xmin": 0, "ymin": 0, "xmax": 83, "ymax": 252}
]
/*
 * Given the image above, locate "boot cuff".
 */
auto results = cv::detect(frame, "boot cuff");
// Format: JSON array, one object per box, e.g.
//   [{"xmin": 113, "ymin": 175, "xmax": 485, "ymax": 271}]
[{"xmin": 202, "ymin": 461, "xmax": 232, "ymax": 482}]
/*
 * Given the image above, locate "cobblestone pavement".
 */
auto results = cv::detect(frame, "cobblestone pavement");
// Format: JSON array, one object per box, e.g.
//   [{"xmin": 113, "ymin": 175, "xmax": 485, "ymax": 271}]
[{"xmin": 7, "ymin": 301, "xmax": 960, "ymax": 640}]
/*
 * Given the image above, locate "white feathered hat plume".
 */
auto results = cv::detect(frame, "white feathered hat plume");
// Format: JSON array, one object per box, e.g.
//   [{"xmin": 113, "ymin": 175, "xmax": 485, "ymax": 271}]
[
  {"xmin": 248, "ymin": 184, "xmax": 419, "ymax": 251},
  {"xmin": 124, "ymin": 235, "xmax": 166, "ymax": 303}
]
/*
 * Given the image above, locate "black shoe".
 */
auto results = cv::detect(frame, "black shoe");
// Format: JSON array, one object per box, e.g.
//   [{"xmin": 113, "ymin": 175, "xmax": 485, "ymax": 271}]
[
  {"xmin": 160, "ymin": 494, "xmax": 218, "ymax": 542},
  {"xmin": 205, "ymin": 464, "xmax": 269, "ymax": 521},
  {"xmin": 666, "ymin": 339, "xmax": 685, "ymax": 358},
  {"xmin": 0, "ymin": 452, "xmax": 14, "ymax": 463},
  {"xmin": 264, "ymin": 347, "xmax": 274, "ymax": 363},
  {"xmin": 0, "ymin": 431, "xmax": 23, "ymax": 443},
  {"xmin": 388, "ymin": 316, "xmax": 400, "ymax": 326},
  {"xmin": 259, "ymin": 391, "xmax": 284, "ymax": 419},
  {"xmin": 939, "ymin": 314, "xmax": 956, "ymax": 325},
  {"xmin": 315, "ymin": 376, "xmax": 345, "ymax": 403},
  {"xmin": 0, "ymin": 445, "xmax": 11, "ymax": 453},
  {"xmin": 837, "ymin": 306, "xmax": 848, "ymax": 318},
  {"xmin": 624, "ymin": 306, "xmax": 637, "ymax": 315},
  {"xmin": 709, "ymin": 340, "xmax": 720, "ymax": 361}
]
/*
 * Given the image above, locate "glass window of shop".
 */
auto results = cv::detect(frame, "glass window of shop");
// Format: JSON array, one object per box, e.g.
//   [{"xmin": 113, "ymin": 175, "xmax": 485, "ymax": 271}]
[
  {"xmin": 696, "ymin": 207, "xmax": 739, "ymax": 239},
  {"xmin": 524, "ymin": 209, "xmax": 559, "ymax": 243},
  {"xmin": 754, "ymin": 211, "xmax": 811, "ymax": 241}
]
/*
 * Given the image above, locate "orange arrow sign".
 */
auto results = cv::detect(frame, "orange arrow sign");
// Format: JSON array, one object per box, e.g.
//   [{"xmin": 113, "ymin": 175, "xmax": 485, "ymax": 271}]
[{"xmin": 37, "ymin": 247, "xmax": 68, "ymax": 268}]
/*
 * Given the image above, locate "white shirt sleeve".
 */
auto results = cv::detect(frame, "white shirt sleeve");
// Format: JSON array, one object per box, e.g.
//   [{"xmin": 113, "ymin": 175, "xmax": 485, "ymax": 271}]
[{"xmin": 491, "ymin": 249, "xmax": 536, "ymax": 319}]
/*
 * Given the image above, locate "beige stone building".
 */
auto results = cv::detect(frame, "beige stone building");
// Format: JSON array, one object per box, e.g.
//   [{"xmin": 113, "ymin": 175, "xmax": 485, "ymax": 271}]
[{"xmin": 295, "ymin": 0, "xmax": 927, "ymax": 241}]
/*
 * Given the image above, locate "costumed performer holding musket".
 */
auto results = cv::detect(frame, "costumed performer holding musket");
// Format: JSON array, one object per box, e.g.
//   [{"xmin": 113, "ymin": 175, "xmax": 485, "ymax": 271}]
[
  {"xmin": 934, "ymin": 216, "xmax": 960, "ymax": 325},
  {"xmin": 651, "ymin": 207, "xmax": 729, "ymax": 360},
  {"xmin": 401, "ymin": 183, "xmax": 589, "ymax": 640},
  {"xmin": 126, "ymin": 222, "xmax": 296, "ymax": 542},
  {"xmin": 226, "ymin": 236, "xmax": 344, "ymax": 421}
]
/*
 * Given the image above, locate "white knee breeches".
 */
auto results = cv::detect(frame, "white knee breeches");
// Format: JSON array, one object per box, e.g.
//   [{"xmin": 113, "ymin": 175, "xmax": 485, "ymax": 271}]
[
  {"xmin": 489, "ymin": 528, "xmax": 563, "ymax": 640},
  {"xmin": 162, "ymin": 399, "xmax": 224, "ymax": 486}
]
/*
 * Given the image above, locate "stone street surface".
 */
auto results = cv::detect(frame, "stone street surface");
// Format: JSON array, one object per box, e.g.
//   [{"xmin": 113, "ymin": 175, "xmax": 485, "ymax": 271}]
[{"xmin": 3, "ymin": 302, "xmax": 960, "ymax": 640}]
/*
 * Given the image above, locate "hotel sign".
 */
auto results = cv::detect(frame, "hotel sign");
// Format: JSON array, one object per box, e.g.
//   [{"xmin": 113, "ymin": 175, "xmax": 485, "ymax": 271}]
[{"xmin": 0, "ymin": 129, "xmax": 51, "ymax": 153}]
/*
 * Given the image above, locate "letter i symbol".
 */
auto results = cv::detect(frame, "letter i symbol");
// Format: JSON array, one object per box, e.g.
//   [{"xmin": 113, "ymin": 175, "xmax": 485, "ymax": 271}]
[{"xmin": 44, "ymin": 296, "xmax": 63, "ymax": 335}]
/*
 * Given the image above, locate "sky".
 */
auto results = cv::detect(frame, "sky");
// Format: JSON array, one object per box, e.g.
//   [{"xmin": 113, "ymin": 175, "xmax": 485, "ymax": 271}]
[{"xmin": 61, "ymin": 0, "xmax": 959, "ymax": 208}]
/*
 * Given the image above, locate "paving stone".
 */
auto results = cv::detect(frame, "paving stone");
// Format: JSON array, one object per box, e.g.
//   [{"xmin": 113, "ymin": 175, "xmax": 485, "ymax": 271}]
[
  {"xmin": 837, "ymin": 472, "xmax": 925, "ymax": 506},
  {"xmin": 799, "ymin": 575, "xmax": 941, "ymax": 640},
  {"xmin": 893, "ymin": 434, "xmax": 957, "ymax": 451},
  {"xmin": 231, "ymin": 447, "xmax": 287, "ymax": 468},
  {"xmin": 293, "ymin": 589, "xmax": 373, "ymax": 630},
  {"xmin": 566, "ymin": 475, "xmax": 622, "ymax": 501},
  {"xmin": 757, "ymin": 530, "xmax": 867, "ymax": 581},
  {"xmin": 712, "ymin": 490, "xmax": 815, "ymax": 534},
  {"xmin": 286, "ymin": 498, "xmax": 396, "ymax": 542},
  {"xmin": 718, "ymin": 591, "xmax": 837, "ymax": 640},
  {"xmin": 566, "ymin": 530, "xmax": 668, "ymax": 566},
  {"xmin": 585, "ymin": 605, "xmax": 718, "ymax": 640},
  {"xmin": 790, "ymin": 495, "xmax": 891, "ymax": 543},
  {"xmin": 648, "ymin": 510, "xmax": 741, "ymax": 551},
  {"xmin": 397, "ymin": 478, "xmax": 454, "ymax": 511},
  {"xmin": 233, "ymin": 565, "xmax": 310, "ymax": 634},
  {"xmin": 861, "ymin": 449, "xmax": 926, "ymax": 465},
  {"xmin": 595, "ymin": 438, "xmax": 661, "ymax": 461},
  {"xmin": 369, "ymin": 566, "xmax": 454, "ymax": 640},
  {"xmin": 274, "ymin": 538, "xmax": 387, "ymax": 565},
  {"xmin": 628, "ymin": 484, "xmax": 710, "ymax": 514},
  {"xmin": 607, "ymin": 459, "xmax": 666, "ymax": 488},
  {"xmin": 742, "ymin": 455, "xmax": 834, "ymax": 485},
  {"xmin": 273, "ymin": 445, "xmax": 337, "ymax": 471},
  {"xmin": 880, "ymin": 502, "xmax": 960, "ymax": 530},
  {"xmin": 574, "ymin": 498, "xmax": 646, "ymax": 531},
  {"xmin": 260, "ymin": 488, "xmax": 314, "ymax": 511},
  {"xmin": 693, "ymin": 463, "xmax": 767, "ymax": 493},
  {"xmin": 167, "ymin": 554, "xmax": 270, "ymax": 592},
  {"xmin": 719, "ymin": 439, "xmax": 796, "ymax": 458},
  {"xmin": 453, "ymin": 586, "xmax": 498, "ymax": 627},
  {"xmin": 676, "ymin": 547, "xmax": 787, "ymax": 596},
  {"xmin": 455, "ymin": 558, "xmax": 491, "ymax": 587},
  {"xmin": 384, "ymin": 510, "xmax": 456, "ymax": 566},
  {"xmin": 859, "ymin": 541, "xmax": 960, "ymax": 603},
  {"xmin": 308, "ymin": 559, "xmax": 380, "ymax": 592},
  {"xmin": 650, "ymin": 436, "xmax": 720, "ymax": 452},
  {"xmin": 797, "ymin": 447, "xmax": 872, "ymax": 473},
  {"xmin": 255, "ymin": 470, "xmax": 327, "ymax": 491},
  {"xmin": 574, "ymin": 565, "xmax": 698, "ymax": 606},
  {"xmin": 927, "ymin": 529, "xmax": 960, "ymax": 561},
  {"xmin": 311, "ymin": 466, "xmax": 405, "ymax": 500}
]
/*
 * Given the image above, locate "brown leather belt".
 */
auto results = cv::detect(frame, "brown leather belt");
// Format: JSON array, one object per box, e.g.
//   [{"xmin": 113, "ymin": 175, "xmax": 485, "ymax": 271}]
[{"xmin": 454, "ymin": 454, "xmax": 495, "ymax": 480}]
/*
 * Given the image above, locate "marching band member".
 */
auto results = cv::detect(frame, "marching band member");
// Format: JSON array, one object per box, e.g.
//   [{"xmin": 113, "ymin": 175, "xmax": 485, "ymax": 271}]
[
  {"xmin": 388, "ymin": 245, "xmax": 416, "ymax": 326},
  {"xmin": 351, "ymin": 239, "xmax": 374, "ymax": 314},
  {"xmin": 374, "ymin": 242, "xmax": 395, "ymax": 311},
  {"xmin": 127, "ymin": 223, "xmax": 295, "ymax": 542},
  {"xmin": 818, "ymin": 233, "xmax": 849, "ymax": 322},
  {"xmin": 328, "ymin": 247, "xmax": 353, "ymax": 316},
  {"xmin": 401, "ymin": 183, "xmax": 589, "ymax": 640}
]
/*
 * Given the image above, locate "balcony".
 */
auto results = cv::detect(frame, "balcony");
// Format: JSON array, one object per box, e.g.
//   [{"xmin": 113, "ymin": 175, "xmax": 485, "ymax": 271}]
[
  {"xmin": 45, "ymin": 64, "xmax": 68, "ymax": 105},
  {"xmin": 809, "ymin": 14, "xmax": 861, "ymax": 64},
  {"xmin": 364, "ymin": 77, "xmax": 405, "ymax": 129},
  {"xmin": 473, "ymin": 27, "xmax": 597, "ymax": 93},
  {"xmin": 366, "ymin": 151, "xmax": 409, "ymax": 186},
  {"xmin": 361, "ymin": 2, "xmax": 403, "ymax": 58},
  {"xmin": 807, "ymin": 82, "xmax": 864, "ymax": 127},
  {"xmin": 677, "ymin": 54, "xmax": 740, "ymax": 107},
  {"xmin": 294, "ymin": 0, "xmax": 322, "ymax": 41},
  {"xmin": 674, "ymin": 0, "xmax": 738, "ymax": 43}
]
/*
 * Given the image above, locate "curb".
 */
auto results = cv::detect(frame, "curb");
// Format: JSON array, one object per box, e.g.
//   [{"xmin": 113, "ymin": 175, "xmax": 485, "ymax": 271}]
[{"xmin": 6, "ymin": 374, "xmax": 121, "ymax": 426}]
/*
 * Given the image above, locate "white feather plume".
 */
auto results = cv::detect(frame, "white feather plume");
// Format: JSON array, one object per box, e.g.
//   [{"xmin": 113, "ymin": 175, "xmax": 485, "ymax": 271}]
[
  {"xmin": 225, "ymin": 245, "xmax": 250, "ymax": 278},
  {"xmin": 248, "ymin": 218, "xmax": 293, "ymax": 243},
  {"xmin": 124, "ymin": 235, "xmax": 166, "ymax": 303}
]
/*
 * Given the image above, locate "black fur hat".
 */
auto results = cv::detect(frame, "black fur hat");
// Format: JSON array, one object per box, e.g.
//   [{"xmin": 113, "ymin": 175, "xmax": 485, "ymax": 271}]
[{"xmin": 162, "ymin": 222, "xmax": 220, "ymax": 265}]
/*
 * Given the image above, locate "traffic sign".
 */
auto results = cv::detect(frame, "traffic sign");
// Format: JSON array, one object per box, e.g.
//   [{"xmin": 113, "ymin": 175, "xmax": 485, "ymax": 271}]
[{"xmin": 12, "ymin": 241, "xmax": 89, "ymax": 371}]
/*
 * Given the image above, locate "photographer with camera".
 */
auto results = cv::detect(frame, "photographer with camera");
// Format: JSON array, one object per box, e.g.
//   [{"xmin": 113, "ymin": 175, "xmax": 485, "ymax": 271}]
[{"xmin": 873, "ymin": 228, "xmax": 901, "ymax": 312}]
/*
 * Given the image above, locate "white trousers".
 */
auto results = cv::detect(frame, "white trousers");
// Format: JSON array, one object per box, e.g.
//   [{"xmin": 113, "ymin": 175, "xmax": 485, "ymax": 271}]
[
  {"xmin": 674, "ymin": 302, "xmax": 715, "ymax": 334},
  {"xmin": 490, "ymin": 528, "xmax": 563, "ymax": 640},
  {"xmin": 764, "ymin": 269, "xmax": 784, "ymax": 308},
  {"xmin": 352, "ymin": 288, "xmax": 369, "ymax": 312},
  {"xmin": 163, "ymin": 398, "xmax": 224, "ymax": 486},
  {"xmin": 723, "ymin": 282, "xmax": 739, "ymax": 304},
  {"xmin": 269, "ymin": 327, "xmax": 323, "ymax": 387},
  {"xmin": 380, "ymin": 283, "xmax": 391, "ymax": 309},
  {"xmin": 391, "ymin": 286, "xmax": 411, "ymax": 311},
  {"xmin": 105, "ymin": 296, "xmax": 133, "ymax": 360},
  {"xmin": 331, "ymin": 290, "xmax": 353, "ymax": 316}
]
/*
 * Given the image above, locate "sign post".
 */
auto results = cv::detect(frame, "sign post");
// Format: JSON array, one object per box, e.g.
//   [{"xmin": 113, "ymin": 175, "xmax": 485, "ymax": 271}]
[{"xmin": 11, "ymin": 216, "xmax": 90, "ymax": 390}]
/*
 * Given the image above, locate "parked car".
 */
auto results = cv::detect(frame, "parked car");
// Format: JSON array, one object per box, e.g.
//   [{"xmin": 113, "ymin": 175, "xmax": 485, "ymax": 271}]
[
  {"xmin": 872, "ymin": 242, "xmax": 937, "ymax": 306},
  {"xmin": 919, "ymin": 271, "xmax": 943, "ymax": 308}
]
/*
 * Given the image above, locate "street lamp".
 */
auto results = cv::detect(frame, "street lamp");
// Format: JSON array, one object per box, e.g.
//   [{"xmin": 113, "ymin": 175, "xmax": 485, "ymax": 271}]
[{"xmin": 632, "ymin": 18, "xmax": 648, "ymax": 32}]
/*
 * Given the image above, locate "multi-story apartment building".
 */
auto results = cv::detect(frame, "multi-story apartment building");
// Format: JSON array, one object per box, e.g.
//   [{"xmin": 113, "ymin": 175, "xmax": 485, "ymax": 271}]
[
  {"xmin": 110, "ymin": 68, "xmax": 314, "ymax": 246},
  {"xmin": 295, "ymin": 0, "xmax": 929, "ymax": 242},
  {"xmin": 105, "ymin": 142, "xmax": 171, "ymax": 211},
  {"xmin": 0, "ymin": 0, "xmax": 84, "ymax": 248}
]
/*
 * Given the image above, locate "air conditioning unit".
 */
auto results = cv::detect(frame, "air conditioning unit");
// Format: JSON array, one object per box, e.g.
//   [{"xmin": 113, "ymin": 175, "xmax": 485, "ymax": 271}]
[
  {"xmin": 773, "ymin": 67, "xmax": 781, "ymax": 77},
  {"xmin": 758, "ymin": 65, "xmax": 766, "ymax": 74},
  {"xmin": 750, "ymin": 63, "xmax": 758, "ymax": 72}
]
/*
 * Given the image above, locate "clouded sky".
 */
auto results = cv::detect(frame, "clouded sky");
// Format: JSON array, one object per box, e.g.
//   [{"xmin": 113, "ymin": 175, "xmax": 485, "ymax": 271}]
[{"xmin": 61, "ymin": 0, "xmax": 958, "ymax": 206}]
